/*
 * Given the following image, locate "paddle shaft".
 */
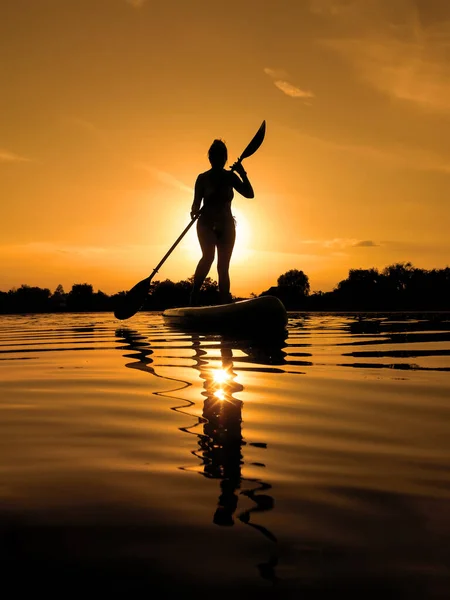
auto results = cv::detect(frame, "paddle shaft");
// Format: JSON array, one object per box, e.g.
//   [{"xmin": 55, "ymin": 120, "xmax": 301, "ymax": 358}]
[{"xmin": 145, "ymin": 212, "xmax": 200, "ymax": 283}]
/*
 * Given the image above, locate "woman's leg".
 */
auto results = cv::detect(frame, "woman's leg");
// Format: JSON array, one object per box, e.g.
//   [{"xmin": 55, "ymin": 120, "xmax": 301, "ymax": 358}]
[
  {"xmin": 217, "ymin": 219, "xmax": 236, "ymax": 303},
  {"xmin": 190, "ymin": 221, "xmax": 216, "ymax": 305}
]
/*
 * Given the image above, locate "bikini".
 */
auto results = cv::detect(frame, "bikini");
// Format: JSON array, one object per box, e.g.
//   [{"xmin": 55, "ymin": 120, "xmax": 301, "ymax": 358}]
[{"xmin": 198, "ymin": 171, "xmax": 236, "ymax": 241}]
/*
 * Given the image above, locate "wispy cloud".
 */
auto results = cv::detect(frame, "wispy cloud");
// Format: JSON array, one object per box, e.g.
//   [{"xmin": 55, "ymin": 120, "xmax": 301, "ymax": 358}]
[
  {"xmin": 315, "ymin": 1, "xmax": 450, "ymax": 112},
  {"xmin": 4, "ymin": 242, "xmax": 109, "ymax": 258},
  {"xmin": 332, "ymin": 138, "xmax": 450, "ymax": 175},
  {"xmin": 263, "ymin": 68, "xmax": 289, "ymax": 80},
  {"xmin": 353, "ymin": 240, "xmax": 379, "ymax": 247},
  {"xmin": 284, "ymin": 125, "xmax": 450, "ymax": 175},
  {"xmin": 135, "ymin": 163, "xmax": 192, "ymax": 194},
  {"xmin": 324, "ymin": 238, "xmax": 363, "ymax": 249},
  {"xmin": 1, "ymin": 241, "xmax": 163, "ymax": 260},
  {"xmin": 303, "ymin": 238, "xmax": 380, "ymax": 259},
  {"xmin": 325, "ymin": 35, "xmax": 450, "ymax": 113},
  {"xmin": 264, "ymin": 67, "xmax": 315, "ymax": 101},
  {"xmin": 301, "ymin": 238, "xmax": 381, "ymax": 250},
  {"xmin": 0, "ymin": 149, "xmax": 31, "ymax": 163},
  {"xmin": 273, "ymin": 81, "xmax": 315, "ymax": 99}
]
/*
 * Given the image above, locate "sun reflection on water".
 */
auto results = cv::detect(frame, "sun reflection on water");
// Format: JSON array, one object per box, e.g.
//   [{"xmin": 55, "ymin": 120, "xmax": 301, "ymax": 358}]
[
  {"xmin": 212, "ymin": 368, "xmax": 231, "ymax": 385},
  {"xmin": 211, "ymin": 368, "xmax": 232, "ymax": 401},
  {"xmin": 115, "ymin": 327, "xmax": 281, "ymax": 585},
  {"xmin": 214, "ymin": 389, "xmax": 225, "ymax": 401}
]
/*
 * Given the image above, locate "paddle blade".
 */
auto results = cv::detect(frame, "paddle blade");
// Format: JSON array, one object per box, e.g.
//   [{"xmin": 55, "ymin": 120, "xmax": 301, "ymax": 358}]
[
  {"xmin": 113, "ymin": 277, "xmax": 151, "ymax": 320},
  {"xmin": 239, "ymin": 120, "xmax": 266, "ymax": 161}
]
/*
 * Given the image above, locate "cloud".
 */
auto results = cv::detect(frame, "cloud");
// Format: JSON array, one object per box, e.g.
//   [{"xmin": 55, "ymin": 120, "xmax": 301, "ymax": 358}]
[
  {"xmin": 324, "ymin": 238, "xmax": 360, "ymax": 249},
  {"xmin": 273, "ymin": 81, "xmax": 315, "ymax": 99},
  {"xmin": 263, "ymin": 67, "xmax": 290, "ymax": 80},
  {"xmin": 135, "ymin": 163, "xmax": 192, "ymax": 194},
  {"xmin": 333, "ymin": 138, "xmax": 450, "ymax": 175},
  {"xmin": 353, "ymin": 240, "xmax": 379, "ymax": 247},
  {"xmin": 0, "ymin": 149, "xmax": 31, "ymax": 163},
  {"xmin": 316, "ymin": 1, "xmax": 450, "ymax": 112},
  {"xmin": 264, "ymin": 67, "xmax": 315, "ymax": 101},
  {"xmin": 4, "ymin": 242, "xmax": 109, "ymax": 258},
  {"xmin": 0, "ymin": 241, "xmax": 165, "ymax": 262},
  {"xmin": 125, "ymin": 0, "xmax": 147, "ymax": 7},
  {"xmin": 325, "ymin": 36, "xmax": 450, "ymax": 113},
  {"xmin": 300, "ymin": 238, "xmax": 380, "ymax": 250},
  {"xmin": 283, "ymin": 125, "xmax": 450, "ymax": 175}
]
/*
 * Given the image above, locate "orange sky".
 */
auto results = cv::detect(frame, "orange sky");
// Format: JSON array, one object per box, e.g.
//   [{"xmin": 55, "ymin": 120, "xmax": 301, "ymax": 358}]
[{"xmin": 1, "ymin": 0, "xmax": 450, "ymax": 297}]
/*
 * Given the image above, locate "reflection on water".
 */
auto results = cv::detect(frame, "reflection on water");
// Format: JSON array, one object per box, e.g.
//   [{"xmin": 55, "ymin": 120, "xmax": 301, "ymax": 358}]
[
  {"xmin": 189, "ymin": 334, "xmax": 279, "ymax": 546},
  {"xmin": 287, "ymin": 312, "xmax": 450, "ymax": 372},
  {"xmin": 190, "ymin": 340, "xmax": 248, "ymax": 527},
  {"xmin": 116, "ymin": 327, "xmax": 283, "ymax": 581},
  {"xmin": 0, "ymin": 312, "xmax": 450, "ymax": 596}
]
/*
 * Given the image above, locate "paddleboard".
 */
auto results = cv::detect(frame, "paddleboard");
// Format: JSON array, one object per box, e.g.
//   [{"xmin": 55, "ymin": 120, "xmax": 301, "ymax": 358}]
[{"xmin": 163, "ymin": 295, "xmax": 287, "ymax": 335}]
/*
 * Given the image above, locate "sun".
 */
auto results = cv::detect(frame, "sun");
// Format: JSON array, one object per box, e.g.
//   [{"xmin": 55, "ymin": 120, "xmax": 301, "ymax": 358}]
[
  {"xmin": 232, "ymin": 207, "xmax": 253, "ymax": 263},
  {"xmin": 180, "ymin": 205, "xmax": 253, "ymax": 265}
]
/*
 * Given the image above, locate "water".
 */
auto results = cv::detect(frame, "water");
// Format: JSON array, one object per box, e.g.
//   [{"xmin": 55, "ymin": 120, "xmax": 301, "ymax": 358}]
[{"xmin": 0, "ymin": 312, "xmax": 449, "ymax": 598}]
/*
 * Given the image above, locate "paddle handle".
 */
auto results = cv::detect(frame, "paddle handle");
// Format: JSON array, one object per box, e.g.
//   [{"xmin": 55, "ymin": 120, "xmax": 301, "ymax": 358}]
[{"xmin": 147, "ymin": 212, "xmax": 201, "ymax": 281}]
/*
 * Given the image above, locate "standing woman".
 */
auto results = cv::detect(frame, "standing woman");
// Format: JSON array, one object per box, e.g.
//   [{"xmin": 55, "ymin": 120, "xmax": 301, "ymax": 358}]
[{"xmin": 190, "ymin": 139, "xmax": 254, "ymax": 305}]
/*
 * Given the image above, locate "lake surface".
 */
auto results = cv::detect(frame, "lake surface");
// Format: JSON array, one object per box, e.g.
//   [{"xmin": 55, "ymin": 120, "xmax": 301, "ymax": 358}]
[{"xmin": 0, "ymin": 312, "xmax": 449, "ymax": 598}]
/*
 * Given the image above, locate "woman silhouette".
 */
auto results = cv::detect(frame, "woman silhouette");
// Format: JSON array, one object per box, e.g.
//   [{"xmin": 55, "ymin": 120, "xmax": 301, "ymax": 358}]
[{"xmin": 190, "ymin": 139, "xmax": 254, "ymax": 305}]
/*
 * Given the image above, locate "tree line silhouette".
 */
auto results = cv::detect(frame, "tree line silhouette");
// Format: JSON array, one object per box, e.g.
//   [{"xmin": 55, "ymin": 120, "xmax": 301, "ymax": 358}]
[{"xmin": 0, "ymin": 262, "xmax": 448, "ymax": 314}]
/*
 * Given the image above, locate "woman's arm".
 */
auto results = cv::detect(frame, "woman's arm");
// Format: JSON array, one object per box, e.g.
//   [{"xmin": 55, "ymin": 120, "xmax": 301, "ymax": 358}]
[
  {"xmin": 190, "ymin": 174, "xmax": 203, "ymax": 218},
  {"xmin": 230, "ymin": 163, "xmax": 254, "ymax": 198}
]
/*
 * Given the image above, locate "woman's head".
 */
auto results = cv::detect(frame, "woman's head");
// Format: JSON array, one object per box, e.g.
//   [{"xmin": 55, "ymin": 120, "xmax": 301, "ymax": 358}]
[{"xmin": 208, "ymin": 139, "xmax": 227, "ymax": 169}]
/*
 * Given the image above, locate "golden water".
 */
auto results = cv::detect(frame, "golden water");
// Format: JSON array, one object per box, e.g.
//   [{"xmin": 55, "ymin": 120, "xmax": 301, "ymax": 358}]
[{"xmin": 0, "ymin": 312, "xmax": 449, "ymax": 597}]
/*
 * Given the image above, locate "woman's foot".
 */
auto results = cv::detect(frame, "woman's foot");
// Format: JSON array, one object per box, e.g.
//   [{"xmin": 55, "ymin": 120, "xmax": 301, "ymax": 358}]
[{"xmin": 220, "ymin": 292, "xmax": 233, "ymax": 305}]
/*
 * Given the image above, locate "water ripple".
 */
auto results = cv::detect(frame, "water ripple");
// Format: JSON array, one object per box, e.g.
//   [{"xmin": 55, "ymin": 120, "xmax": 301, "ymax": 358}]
[{"xmin": 0, "ymin": 311, "xmax": 449, "ymax": 596}]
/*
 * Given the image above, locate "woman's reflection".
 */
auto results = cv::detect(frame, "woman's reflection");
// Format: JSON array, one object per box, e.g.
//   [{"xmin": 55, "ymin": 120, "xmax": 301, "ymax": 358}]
[
  {"xmin": 190, "ymin": 335, "xmax": 279, "ymax": 549},
  {"xmin": 115, "ymin": 327, "xmax": 285, "ymax": 583},
  {"xmin": 193, "ymin": 341, "xmax": 244, "ymax": 526}
]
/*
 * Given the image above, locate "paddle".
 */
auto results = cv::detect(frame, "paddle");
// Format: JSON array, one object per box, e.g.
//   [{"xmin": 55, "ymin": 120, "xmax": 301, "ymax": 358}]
[
  {"xmin": 232, "ymin": 119, "xmax": 266, "ymax": 167},
  {"xmin": 114, "ymin": 120, "xmax": 267, "ymax": 320}
]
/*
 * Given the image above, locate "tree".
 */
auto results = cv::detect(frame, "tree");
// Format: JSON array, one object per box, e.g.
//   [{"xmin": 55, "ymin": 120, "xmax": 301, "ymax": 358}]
[
  {"xmin": 382, "ymin": 262, "xmax": 414, "ymax": 293},
  {"xmin": 146, "ymin": 276, "xmax": 220, "ymax": 309},
  {"xmin": 54, "ymin": 284, "xmax": 65, "ymax": 296},
  {"xmin": 335, "ymin": 268, "xmax": 381, "ymax": 310},
  {"xmin": 277, "ymin": 269, "xmax": 310, "ymax": 296},
  {"xmin": 94, "ymin": 290, "xmax": 112, "ymax": 311},
  {"xmin": 50, "ymin": 284, "xmax": 67, "ymax": 310},
  {"xmin": 10, "ymin": 285, "xmax": 51, "ymax": 313},
  {"xmin": 260, "ymin": 269, "xmax": 310, "ymax": 309},
  {"xmin": 67, "ymin": 283, "xmax": 94, "ymax": 311},
  {"xmin": 346, "ymin": 268, "xmax": 380, "ymax": 286}
]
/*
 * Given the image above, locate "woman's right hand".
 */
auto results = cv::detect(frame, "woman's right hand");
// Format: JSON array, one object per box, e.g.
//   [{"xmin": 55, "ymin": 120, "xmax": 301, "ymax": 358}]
[{"xmin": 231, "ymin": 160, "xmax": 247, "ymax": 177}]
